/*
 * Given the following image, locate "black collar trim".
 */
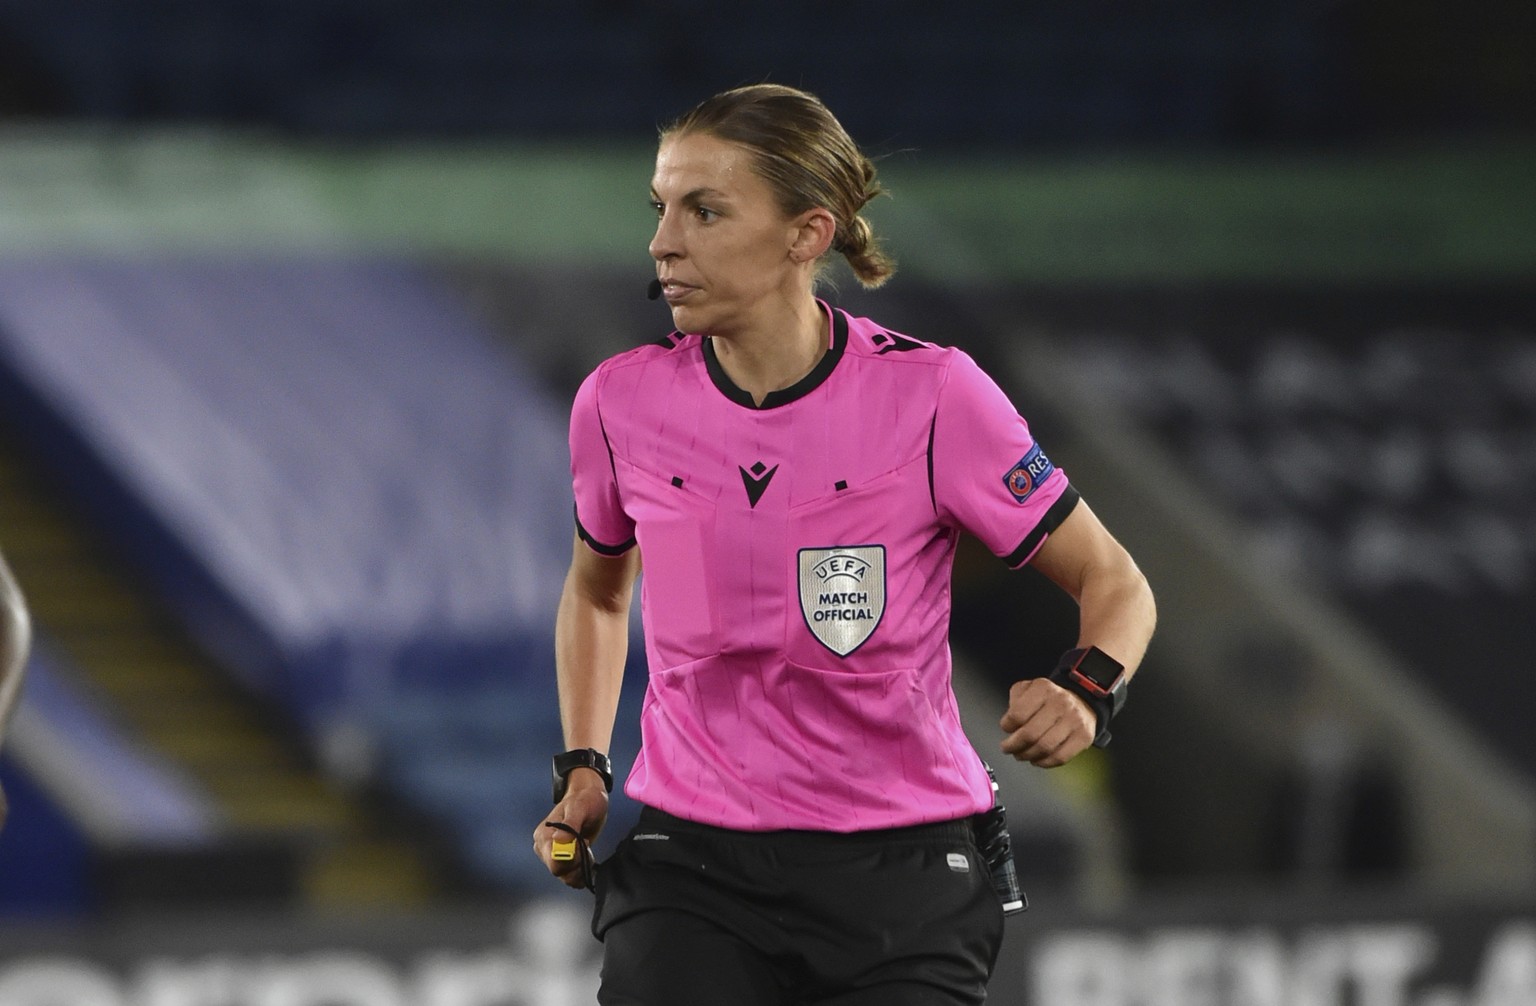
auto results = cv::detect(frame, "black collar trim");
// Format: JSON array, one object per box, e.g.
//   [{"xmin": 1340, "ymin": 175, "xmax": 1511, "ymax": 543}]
[{"xmin": 703, "ymin": 304, "xmax": 848, "ymax": 410}]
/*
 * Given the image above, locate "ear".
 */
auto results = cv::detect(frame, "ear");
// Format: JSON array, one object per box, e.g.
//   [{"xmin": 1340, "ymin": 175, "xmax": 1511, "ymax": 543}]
[{"xmin": 788, "ymin": 207, "xmax": 837, "ymax": 264}]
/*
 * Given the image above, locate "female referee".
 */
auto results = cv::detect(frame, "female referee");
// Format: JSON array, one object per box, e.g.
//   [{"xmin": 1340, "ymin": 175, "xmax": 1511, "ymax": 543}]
[{"xmin": 533, "ymin": 83, "xmax": 1156, "ymax": 1005}]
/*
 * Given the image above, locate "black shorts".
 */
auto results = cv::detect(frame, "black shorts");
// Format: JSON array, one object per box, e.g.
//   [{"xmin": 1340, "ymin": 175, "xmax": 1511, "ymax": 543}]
[{"xmin": 592, "ymin": 807, "xmax": 1006, "ymax": 1006}]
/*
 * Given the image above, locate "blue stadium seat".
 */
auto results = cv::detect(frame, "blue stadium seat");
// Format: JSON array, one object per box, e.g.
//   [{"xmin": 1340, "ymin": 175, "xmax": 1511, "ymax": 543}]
[{"xmin": 0, "ymin": 257, "xmax": 597, "ymax": 891}]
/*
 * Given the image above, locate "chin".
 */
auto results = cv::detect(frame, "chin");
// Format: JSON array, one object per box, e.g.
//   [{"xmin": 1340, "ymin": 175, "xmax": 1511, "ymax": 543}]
[{"xmin": 669, "ymin": 304, "xmax": 710, "ymax": 336}]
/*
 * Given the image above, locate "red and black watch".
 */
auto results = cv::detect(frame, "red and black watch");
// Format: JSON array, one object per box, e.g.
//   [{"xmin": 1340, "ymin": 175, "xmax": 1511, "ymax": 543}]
[
  {"xmin": 1048, "ymin": 646, "xmax": 1128, "ymax": 748},
  {"xmin": 552, "ymin": 748, "xmax": 614, "ymax": 803}
]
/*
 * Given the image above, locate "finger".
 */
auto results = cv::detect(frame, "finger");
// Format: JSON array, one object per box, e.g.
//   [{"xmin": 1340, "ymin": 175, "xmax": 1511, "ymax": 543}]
[
  {"xmin": 1034, "ymin": 733, "xmax": 1093, "ymax": 769},
  {"xmin": 1001, "ymin": 731, "xmax": 1037, "ymax": 761},
  {"xmin": 535, "ymin": 812, "xmax": 579, "ymax": 848},
  {"xmin": 1026, "ymin": 719, "xmax": 1086, "ymax": 768},
  {"xmin": 532, "ymin": 823, "xmax": 578, "ymax": 874},
  {"xmin": 549, "ymin": 795, "xmax": 605, "ymax": 841},
  {"xmin": 532, "ymin": 830, "xmax": 552, "ymax": 872},
  {"xmin": 539, "ymin": 854, "xmax": 581, "ymax": 885},
  {"xmin": 1000, "ymin": 685, "xmax": 1051, "ymax": 734},
  {"xmin": 1026, "ymin": 709, "xmax": 1099, "ymax": 767},
  {"xmin": 998, "ymin": 683, "xmax": 1032, "ymax": 733},
  {"xmin": 534, "ymin": 835, "xmax": 585, "ymax": 884},
  {"xmin": 1005, "ymin": 699, "xmax": 1081, "ymax": 762},
  {"xmin": 1000, "ymin": 708, "xmax": 1062, "ymax": 759},
  {"xmin": 537, "ymin": 815, "xmax": 599, "ymax": 888},
  {"xmin": 551, "ymin": 836, "xmax": 580, "ymax": 863}
]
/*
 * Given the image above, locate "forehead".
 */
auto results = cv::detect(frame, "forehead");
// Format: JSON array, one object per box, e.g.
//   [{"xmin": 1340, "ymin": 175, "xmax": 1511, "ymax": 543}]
[{"xmin": 651, "ymin": 132, "xmax": 767, "ymax": 200}]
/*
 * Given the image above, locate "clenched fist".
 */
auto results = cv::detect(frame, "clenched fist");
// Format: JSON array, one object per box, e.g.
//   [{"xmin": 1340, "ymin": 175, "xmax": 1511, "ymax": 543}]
[{"xmin": 1000, "ymin": 678, "xmax": 1097, "ymax": 768}]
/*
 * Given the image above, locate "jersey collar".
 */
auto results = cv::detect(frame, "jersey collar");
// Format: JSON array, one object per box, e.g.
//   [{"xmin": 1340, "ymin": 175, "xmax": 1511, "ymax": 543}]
[{"xmin": 702, "ymin": 303, "xmax": 849, "ymax": 410}]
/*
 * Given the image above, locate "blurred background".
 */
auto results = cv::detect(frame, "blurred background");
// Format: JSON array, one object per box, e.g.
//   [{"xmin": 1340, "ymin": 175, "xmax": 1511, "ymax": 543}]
[{"xmin": 0, "ymin": 2, "xmax": 1532, "ymax": 1003}]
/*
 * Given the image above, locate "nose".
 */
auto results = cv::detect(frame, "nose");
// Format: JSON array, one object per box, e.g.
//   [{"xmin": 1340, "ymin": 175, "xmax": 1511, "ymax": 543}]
[{"xmin": 649, "ymin": 207, "xmax": 682, "ymax": 262}]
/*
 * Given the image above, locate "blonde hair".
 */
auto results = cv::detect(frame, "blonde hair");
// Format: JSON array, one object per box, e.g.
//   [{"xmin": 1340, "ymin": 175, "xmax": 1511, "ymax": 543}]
[{"xmin": 663, "ymin": 83, "xmax": 896, "ymax": 290}]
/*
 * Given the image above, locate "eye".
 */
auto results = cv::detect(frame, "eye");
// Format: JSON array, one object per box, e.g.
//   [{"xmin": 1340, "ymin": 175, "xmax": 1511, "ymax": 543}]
[
  {"xmin": 650, "ymin": 200, "xmax": 664, "ymax": 218},
  {"xmin": 694, "ymin": 206, "xmax": 718, "ymax": 223}
]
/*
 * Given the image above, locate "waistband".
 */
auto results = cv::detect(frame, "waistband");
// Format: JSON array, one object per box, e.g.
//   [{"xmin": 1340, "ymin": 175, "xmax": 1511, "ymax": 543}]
[{"xmin": 635, "ymin": 805, "xmax": 976, "ymax": 848}]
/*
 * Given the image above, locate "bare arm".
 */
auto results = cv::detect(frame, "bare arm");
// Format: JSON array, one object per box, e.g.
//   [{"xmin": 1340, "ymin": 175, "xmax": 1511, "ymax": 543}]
[
  {"xmin": 1028, "ymin": 499, "xmax": 1156, "ymax": 677},
  {"xmin": 0, "ymin": 550, "xmax": 30, "ymax": 743},
  {"xmin": 534, "ymin": 533, "xmax": 641, "ymax": 886},
  {"xmin": 0, "ymin": 550, "xmax": 32, "ymax": 830},
  {"xmin": 1000, "ymin": 500, "xmax": 1156, "ymax": 767}
]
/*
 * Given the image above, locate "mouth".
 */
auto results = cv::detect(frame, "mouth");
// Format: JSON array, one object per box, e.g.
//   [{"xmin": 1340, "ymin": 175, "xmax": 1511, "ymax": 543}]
[{"xmin": 659, "ymin": 280, "xmax": 698, "ymax": 304}]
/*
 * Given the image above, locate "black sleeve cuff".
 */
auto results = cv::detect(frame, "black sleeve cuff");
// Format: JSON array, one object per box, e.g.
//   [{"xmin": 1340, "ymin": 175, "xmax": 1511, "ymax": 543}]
[
  {"xmin": 574, "ymin": 508, "xmax": 636, "ymax": 557},
  {"xmin": 1002, "ymin": 485, "xmax": 1081, "ymax": 568}
]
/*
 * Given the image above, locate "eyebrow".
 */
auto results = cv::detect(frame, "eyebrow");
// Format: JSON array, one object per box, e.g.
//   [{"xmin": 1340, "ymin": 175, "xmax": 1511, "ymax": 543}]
[{"xmin": 650, "ymin": 186, "xmax": 729, "ymax": 206}]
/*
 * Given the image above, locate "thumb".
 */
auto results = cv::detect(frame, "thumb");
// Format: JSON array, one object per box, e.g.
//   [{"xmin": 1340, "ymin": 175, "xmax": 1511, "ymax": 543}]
[{"xmin": 549, "ymin": 789, "xmax": 605, "ymax": 840}]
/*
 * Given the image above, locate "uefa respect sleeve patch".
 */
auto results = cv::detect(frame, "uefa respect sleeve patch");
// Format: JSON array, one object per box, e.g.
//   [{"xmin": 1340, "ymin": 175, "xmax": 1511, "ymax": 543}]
[{"xmin": 1003, "ymin": 443, "xmax": 1055, "ymax": 503}]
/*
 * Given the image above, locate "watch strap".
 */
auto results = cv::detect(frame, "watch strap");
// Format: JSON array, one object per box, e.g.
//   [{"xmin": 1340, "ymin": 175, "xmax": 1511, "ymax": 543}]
[{"xmin": 552, "ymin": 748, "xmax": 614, "ymax": 803}]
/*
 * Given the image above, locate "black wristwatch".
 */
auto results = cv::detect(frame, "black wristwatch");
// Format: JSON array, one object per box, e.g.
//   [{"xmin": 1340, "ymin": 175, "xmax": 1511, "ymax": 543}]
[
  {"xmin": 551, "ymin": 748, "xmax": 614, "ymax": 803},
  {"xmin": 1048, "ymin": 646, "xmax": 1128, "ymax": 748}
]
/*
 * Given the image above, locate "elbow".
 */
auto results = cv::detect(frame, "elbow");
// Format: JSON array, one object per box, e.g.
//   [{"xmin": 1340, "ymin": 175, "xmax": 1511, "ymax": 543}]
[
  {"xmin": 1140, "ymin": 569, "xmax": 1158, "ymax": 638},
  {"xmin": 1125, "ymin": 555, "xmax": 1157, "ymax": 632},
  {"xmin": 1107, "ymin": 554, "xmax": 1157, "ymax": 645},
  {"xmin": 9, "ymin": 603, "xmax": 31, "ymax": 673},
  {"xmin": 1, "ymin": 582, "xmax": 31, "ymax": 677}
]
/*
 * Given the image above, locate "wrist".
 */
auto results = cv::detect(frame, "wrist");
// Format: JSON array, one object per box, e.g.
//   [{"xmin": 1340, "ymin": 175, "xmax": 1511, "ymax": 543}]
[
  {"xmin": 1047, "ymin": 646, "xmax": 1128, "ymax": 748},
  {"xmin": 551, "ymin": 748, "xmax": 614, "ymax": 803},
  {"xmin": 1063, "ymin": 691, "xmax": 1097, "ymax": 729},
  {"xmin": 563, "ymin": 766, "xmax": 611, "ymax": 795}
]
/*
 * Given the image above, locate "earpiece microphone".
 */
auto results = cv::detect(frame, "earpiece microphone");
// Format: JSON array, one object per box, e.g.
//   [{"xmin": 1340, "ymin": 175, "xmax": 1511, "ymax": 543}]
[{"xmin": 647, "ymin": 279, "xmax": 663, "ymax": 301}]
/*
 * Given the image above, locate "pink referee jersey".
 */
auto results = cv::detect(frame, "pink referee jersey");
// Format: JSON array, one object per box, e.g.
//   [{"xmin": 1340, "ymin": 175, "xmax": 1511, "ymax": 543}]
[{"xmin": 570, "ymin": 303, "xmax": 1079, "ymax": 832}]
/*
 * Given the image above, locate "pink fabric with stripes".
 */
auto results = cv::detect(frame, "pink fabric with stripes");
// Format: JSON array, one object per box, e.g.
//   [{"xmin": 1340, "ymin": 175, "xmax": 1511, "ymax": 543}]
[{"xmin": 570, "ymin": 305, "xmax": 1072, "ymax": 831}]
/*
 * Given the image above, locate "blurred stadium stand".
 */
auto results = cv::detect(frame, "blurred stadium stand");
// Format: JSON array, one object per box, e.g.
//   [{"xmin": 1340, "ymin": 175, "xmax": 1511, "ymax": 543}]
[
  {"xmin": 0, "ymin": 0, "xmax": 1529, "ymax": 964},
  {"xmin": 0, "ymin": 0, "xmax": 1528, "ymax": 148},
  {"xmin": 0, "ymin": 411, "xmax": 448, "ymax": 912},
  {"xmin": 966, "ymin": 286, "xmax": 1536, "ymax": 896},
  {"xmin": 0, "ymin": 639, "xmax": 219, "ymax": 913},
  {"xmin": 0, "ymin": 1, "xmax": 1358, "ymax": 145},
  {"xmin": 0, "ymin": 258, "xmax": 646, "ymax": 908},
  {"xmin": 1039, "ymin": 289, "xmax": 1536, "ymax": 780}
]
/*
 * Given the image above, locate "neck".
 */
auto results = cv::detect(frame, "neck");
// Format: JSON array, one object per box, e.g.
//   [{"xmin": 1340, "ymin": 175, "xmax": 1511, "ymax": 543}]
[{"xmin": 710, "ymin": 296, "xmax": 827, "ymax": 406}]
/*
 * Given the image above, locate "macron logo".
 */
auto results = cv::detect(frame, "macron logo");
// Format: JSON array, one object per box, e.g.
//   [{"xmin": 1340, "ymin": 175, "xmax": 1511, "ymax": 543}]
[{"xmin": 739, "ymin": 461, "xmax": 779, "ymax": 508}]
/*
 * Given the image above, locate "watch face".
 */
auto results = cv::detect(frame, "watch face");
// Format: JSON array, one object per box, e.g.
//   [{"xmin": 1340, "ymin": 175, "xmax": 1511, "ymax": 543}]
[{"xmin": 1074, "ymin": 648, "xmax": 1124, "ymax": 689}]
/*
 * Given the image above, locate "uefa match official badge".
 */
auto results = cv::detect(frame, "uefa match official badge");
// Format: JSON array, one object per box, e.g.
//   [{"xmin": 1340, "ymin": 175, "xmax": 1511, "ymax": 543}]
[{"xmin": 798, "ymin": 545, "xmax": 886, "ymax": 656}]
